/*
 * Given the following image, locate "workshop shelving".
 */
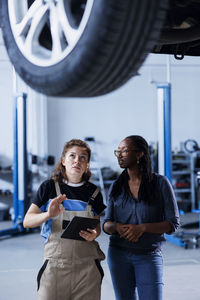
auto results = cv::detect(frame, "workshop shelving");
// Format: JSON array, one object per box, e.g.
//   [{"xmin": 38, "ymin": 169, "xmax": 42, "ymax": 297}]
[
  {"xmin": 172, "ymin": 152, "xmax": 193, "ymax": 212},
  {"xmin": 0, "ymin": 167, "xmax": 13, "ymax": 221},
  {"xmin": 171, "ymin": 151, "xmax": 200, "ymax": 212}
]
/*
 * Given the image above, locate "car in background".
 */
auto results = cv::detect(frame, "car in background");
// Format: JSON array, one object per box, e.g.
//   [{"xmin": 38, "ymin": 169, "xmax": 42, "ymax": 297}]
[{"xmin": 0, "ymin": 0, "xmax": 200, "ymax": 97}]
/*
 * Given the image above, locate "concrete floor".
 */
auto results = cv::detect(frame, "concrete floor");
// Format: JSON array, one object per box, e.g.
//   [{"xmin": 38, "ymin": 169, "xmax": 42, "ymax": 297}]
[{"xmin": 0, "ymin": 221, "xmax": 200, "ymax": 300}]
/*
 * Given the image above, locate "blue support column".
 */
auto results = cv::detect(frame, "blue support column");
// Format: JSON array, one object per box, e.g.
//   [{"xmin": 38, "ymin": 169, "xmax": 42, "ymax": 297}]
[
  {"xmin": 157, "ymin": 83, "xmax": 187, "ymax": 247},
  {"xmin": 163, "ymin": 84, "xmax": 172, "ymax": 181},
  {"xmin": 0, "ymin": 93, "xmax": 28, "ymax": 236},
  {"xmin": 157, "ymin": 83, "xmax": 172, "ymax": 181},
  {"xmin": 13, "ymin": 93, "xmax": 28, "ymax": 226},
  {"xmin": 13, "ymin": 93, "xmax": 19, "ymax": 226}
]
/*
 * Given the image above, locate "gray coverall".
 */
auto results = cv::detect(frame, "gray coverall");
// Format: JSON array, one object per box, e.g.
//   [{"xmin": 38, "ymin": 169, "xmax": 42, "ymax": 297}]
[{"xmin": 37, "ymin": 182, "xmax": 105, "ymax": 300}]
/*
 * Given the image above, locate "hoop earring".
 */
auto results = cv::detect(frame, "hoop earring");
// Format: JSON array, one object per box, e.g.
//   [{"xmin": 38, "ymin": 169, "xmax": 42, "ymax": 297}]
[{"xmin": 137, "ymin": 158, "xmax": 140, "ymax": 164}]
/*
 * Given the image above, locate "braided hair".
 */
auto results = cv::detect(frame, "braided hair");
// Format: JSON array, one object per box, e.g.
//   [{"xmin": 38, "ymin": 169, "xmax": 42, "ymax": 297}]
[{"xmin": 111, "ymin": 135, "xmax": 156, "ymax": 203}]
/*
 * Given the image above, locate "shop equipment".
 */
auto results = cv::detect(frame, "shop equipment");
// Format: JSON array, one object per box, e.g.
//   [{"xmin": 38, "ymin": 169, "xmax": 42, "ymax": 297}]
[{"xmin": 0, "ymin": 93, "xmax": 29, "ymax": 237}]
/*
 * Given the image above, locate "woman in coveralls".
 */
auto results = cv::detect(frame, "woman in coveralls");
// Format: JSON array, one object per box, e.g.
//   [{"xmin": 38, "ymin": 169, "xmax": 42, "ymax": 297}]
[
  {"xmin": 103, "ymin": 135, "xmax": 180, "ymax": 300},
  {"xmin": 23, "ymin": 139, "xmax": 106, "ymax": 300}
]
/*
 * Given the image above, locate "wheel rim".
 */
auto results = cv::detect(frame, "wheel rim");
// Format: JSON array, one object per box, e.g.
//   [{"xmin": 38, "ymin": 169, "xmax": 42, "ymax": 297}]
[{"xmin": 8, "ymin": 0, "xmax": 94, "ymax": 66}]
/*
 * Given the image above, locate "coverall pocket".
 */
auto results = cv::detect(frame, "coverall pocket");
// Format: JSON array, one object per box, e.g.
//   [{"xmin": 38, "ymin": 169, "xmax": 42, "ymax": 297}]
[
  {"xmin": 95, "ymin": 243, "xmax": 106, "ymax": 261},
  {"xmin": 95, "ymin": 259, "xmax": 104, "ymax": 281},
  {"xmin": 37, "ymin": 259, "xmax": 49, "ymax": 291}
]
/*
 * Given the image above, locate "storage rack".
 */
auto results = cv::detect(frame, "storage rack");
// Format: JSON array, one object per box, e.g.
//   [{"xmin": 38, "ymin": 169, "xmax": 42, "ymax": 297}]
[
  {"xmin": 0, "ymin": 168, "xmax": 13, "ymax": 221},
  {"xmin": 167, "ymin": 151, "xmax": 200, "ymax": 248},
  {"xmin": 171, "ymin": 151, "xmax": 200, "ymax": 211},
  {"xmin": 171, "ymin": 152, "xmax": 194, "ymax": 211}
]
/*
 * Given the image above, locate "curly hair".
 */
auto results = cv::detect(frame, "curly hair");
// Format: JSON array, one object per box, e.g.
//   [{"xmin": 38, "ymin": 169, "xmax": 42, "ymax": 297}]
[
  {"xmin": 51, "ymin": 139, "xmax": 92, "ymax": 183},
  {"xmin": 111, "ymin": 135, "xmax": 156, "ymax": 203}
]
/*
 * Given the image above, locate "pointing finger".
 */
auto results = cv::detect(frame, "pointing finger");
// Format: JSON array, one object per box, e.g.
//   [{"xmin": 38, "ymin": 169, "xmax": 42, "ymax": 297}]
[{"xmin": 56, "ymin": 194, "xmax": 66, "ymax": 202}]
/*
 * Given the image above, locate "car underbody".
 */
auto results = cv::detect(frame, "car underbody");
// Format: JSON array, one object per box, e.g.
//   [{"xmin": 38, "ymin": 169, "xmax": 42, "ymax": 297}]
[
  {"xmin": 153, "ymin": 0, "xmax": 200, "ymax": 59},
  {"xmin": 1, "ymin": 0, "xmax": 200, "ymax": 97}
]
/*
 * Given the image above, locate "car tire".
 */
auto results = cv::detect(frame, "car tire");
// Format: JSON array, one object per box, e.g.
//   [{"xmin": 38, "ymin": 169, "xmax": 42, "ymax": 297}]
[{"xmin": 0, "ymin": 0, "xmax": 168, "ymax": 97}]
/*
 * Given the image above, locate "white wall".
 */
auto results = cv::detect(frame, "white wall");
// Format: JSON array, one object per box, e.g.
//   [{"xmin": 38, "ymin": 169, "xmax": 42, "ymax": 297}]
[
  {"xmin": 1, "ymin": 27, "xmax": 200, "ymax": 173},
  {"xmin": 0, "ymin": 30, "xmax": 48, "ymax": 190},
  {"xmin": 47, "ymin": 70, "xmax": 158, "ymax": 169},
  {"xmin": 0, "ymin": 32, "xmax": 14, "ymax": 168},
  {"xmin": 148, "ymin": 54, "xmax": 200, "ymax": 150},
  {"xmin": 47, "ymin": 54, "xmax": 200, "ymax": 170}
]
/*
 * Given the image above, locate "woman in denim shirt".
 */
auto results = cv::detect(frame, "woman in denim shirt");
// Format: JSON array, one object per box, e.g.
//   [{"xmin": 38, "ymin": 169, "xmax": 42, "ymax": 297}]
[{"xmin": 103, "ymin": 135, "xmax": 179, "ymax": 300}]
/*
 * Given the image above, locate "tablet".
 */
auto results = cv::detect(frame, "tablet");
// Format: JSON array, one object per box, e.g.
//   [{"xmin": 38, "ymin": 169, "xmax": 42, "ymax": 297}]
[{"xmin": 61, "ymin": 216, "xmax": 100, "ymax": 241}]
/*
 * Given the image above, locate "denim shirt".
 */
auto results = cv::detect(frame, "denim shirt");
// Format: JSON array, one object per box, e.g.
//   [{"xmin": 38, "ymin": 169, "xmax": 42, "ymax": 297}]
[{"xmin": 104, "ymin": 174, "xmax": 180, "ymax": 253}]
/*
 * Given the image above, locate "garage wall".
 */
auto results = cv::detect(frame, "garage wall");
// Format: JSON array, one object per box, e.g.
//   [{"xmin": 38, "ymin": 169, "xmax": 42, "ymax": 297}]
[
  {"xmin": 47, "ymin": 54, "xmax": 200, "ymax": 170},
  {"xmin": 1, "ymin": 27, "xmax": 200, "ymax": 173},
  {"xmin": 47, "ymin": 71, "xmax": 157, "ymax": 169},
  {"xmin": 0, "ymin": 31, "xmax": 48, "ymax": 190},
  {"xmin": 0, "ymin": 32, "xmax": 13, "ymax": 168}
]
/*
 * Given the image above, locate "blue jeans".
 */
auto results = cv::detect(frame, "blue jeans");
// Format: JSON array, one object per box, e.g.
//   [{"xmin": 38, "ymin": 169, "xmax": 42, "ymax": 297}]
[{"xmin": 107, "ymin": 245, "xmax": 163, "ymax": 300}]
